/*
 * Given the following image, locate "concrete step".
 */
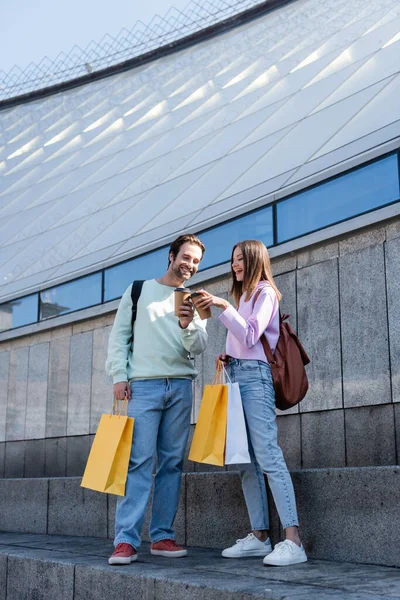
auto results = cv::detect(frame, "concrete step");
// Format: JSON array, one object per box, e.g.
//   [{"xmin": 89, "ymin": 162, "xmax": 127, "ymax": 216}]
[
  {"xmin": 0, "ymin": 467, "xmax": 399, "ymax": 567},
  {"xmin": 1, "ymin": 532, "xmax": 400, "ymax": 600}
]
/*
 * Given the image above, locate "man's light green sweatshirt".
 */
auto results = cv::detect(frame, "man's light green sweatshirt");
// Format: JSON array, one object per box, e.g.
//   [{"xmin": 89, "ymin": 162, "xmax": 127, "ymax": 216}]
[{"xmin": 105, "ymin": 279, "xmax": 208, "ymax": 383}]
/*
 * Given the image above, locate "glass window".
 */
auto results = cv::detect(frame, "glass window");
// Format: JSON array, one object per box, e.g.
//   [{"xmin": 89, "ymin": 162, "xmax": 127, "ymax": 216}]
[
  {"xmin": 104, "ymin": 247, "xmax": 166, "ymax": 302},
  {"xmin": 198, "ymin": 206, "xmax": 273, "ymax": 271},
  {"xmin": 0, "ymin": 294, "xmax": 38, "ymax": 331},
  {"xmin": 40, "ymin": 273, "xmax": 102, "ymax": 320},
  {"xmin": 277, "ymin": 154, "xmax": 400, "ymax": 243}
]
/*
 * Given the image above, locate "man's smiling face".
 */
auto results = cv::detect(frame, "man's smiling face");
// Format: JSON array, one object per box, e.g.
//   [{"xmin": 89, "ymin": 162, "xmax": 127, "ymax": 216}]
[{"xmin": 169, "ymin": 242, "xmax": 203, "ymax": 282}]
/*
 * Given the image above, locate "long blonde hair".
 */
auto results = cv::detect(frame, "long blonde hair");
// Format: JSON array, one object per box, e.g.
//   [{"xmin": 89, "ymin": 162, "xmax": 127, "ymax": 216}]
[{"xmin": 230, "ymin": 240, "xmax": 281, "ymax": 306}]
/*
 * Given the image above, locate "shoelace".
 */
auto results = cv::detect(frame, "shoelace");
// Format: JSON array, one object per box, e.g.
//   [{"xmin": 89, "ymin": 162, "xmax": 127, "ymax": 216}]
[
  {"xmin": 273, "ymin": 540, "xmax": 296, "ymax": 554},
  {"xmin": 235, "ymin": 533, "xmax": 256, "ymax": 546}
]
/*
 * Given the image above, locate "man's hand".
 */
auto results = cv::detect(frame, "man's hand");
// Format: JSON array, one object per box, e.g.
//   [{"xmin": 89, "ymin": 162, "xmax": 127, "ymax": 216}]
[
  {"xmin": 113, "ymin": 381, "xmax": 131, "ymax": 400},
  {"xmin": 178, "ymin": 299, "xmax": 195, "ymax": 329}
]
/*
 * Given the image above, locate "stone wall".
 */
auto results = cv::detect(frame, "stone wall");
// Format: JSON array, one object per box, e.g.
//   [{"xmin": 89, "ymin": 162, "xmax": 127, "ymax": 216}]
[{"xmin": 0, "ymin": 218, "xmax": 399, "ymax": 477}]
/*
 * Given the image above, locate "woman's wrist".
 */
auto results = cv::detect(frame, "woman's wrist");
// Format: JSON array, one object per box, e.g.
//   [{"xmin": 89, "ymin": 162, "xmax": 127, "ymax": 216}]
[{"xmin": 218, "ymin": 299, "xmax": 230, "ymax": 310}]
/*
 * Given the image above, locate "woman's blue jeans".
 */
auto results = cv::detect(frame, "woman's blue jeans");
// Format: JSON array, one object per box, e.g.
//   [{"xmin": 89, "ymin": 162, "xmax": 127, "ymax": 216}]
[
  {"xmin": 227, "ymin": 359, "xmax": 299, "ymax": 531},
  {"xmin": 114, "ymin": 378, "xmax": 192, "ymax": 549}
]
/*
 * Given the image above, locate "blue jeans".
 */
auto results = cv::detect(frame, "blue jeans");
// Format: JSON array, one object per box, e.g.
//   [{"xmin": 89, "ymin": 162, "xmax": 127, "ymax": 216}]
[
  {"xmin": 227, "ymin": 359, "xmax": 299, "ymax": 531},
  {"xmin": 114, "ymin": 378, "xmax": 192, "ymax": 549}
]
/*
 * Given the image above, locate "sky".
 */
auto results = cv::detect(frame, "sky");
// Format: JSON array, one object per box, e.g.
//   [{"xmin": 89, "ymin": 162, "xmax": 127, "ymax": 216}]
[{"xmin": 0, "ymin": 0, "xmax": 192, "ymax": 73}]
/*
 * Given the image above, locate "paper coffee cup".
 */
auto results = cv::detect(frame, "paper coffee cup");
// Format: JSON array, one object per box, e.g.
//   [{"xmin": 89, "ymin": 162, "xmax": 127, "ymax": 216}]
[
  {"xmin": 174, "ymin": 288, "xmax": 191, "ymax": 317},
  {"xmin": 191, "ymin": 291, "xmax": 212, "ymax": 320}
]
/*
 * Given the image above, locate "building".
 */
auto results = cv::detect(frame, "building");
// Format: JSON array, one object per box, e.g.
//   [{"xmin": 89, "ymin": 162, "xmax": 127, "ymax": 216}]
[{"xmin": 0, "ymin": 0, "xmax": 399, "ymax": 567}]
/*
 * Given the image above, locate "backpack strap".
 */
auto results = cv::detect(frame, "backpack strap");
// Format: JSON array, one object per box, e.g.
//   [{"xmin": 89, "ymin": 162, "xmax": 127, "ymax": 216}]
[
  {"xmin": 131, "ymin": 280, "xmax": 145, "ymax": 331},
  {"xmin": 253, "ymin": 287, "xmax": 277, "ymax": 365}
]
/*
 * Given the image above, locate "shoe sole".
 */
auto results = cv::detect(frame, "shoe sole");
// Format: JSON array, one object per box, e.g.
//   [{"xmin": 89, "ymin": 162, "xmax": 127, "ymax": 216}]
[
  {"xmin": 222, "ymin": 549, "xmax": 272, "ymax": 558},
  {"xmin": 150, "ymin": 549, "xmax": 187, "ymax": 558},
  {"xmin": 263, "ymin": 556, "xmax": 308, "ymax": 567},
  {"xmin": 108, "ymin": 554, "xmax": 138, "ymax": 565}
]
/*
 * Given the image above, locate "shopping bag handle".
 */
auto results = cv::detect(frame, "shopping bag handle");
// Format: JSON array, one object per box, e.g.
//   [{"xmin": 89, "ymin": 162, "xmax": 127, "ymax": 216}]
[
  {"xmin": 110, "ymin": 398, "xmax": 128, "ymax": 418},
  {"xmin": 222, "ymin": 364, "xmax": 232, "ymax": 384},
  {"xmin": 211, "ymin": 360, "xmax": 226, "ymax": 386}
]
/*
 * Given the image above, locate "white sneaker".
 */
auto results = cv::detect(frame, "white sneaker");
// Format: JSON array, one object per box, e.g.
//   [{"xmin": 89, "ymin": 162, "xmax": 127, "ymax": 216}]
[
  {"xmin": 263, "ymin": 539, "xmax": 307, "ymax": 566},
  {"xmin": 222, "ymin": 533, "xmax": 272, "ymax": 558}
]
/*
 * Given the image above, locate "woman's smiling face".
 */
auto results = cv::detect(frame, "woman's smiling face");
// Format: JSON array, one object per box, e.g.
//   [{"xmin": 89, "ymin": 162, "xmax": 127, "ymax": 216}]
[{"xmin": 232, "ymin": 246, "xmax": 245, "ymax": 281}]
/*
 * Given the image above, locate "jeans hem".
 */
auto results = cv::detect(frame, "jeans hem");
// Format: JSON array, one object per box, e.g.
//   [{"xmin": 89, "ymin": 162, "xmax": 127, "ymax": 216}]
[
  {"xmin": 114, "ymin": 538, "xmax": 139, "ymax": 550},
  {"xmin": 251, "ymin": 525, "xmax": 269, "ymax": 530},
  {"xmin": 151, "ymin": 534, "xmax": 176, "ymax": 543},
  {"xmin": 281, "ymin": 521, "xmax": 299, "ymax": 529}
]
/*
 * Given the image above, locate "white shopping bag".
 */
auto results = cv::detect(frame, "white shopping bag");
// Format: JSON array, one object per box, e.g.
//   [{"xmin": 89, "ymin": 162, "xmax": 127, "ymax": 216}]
[{"xmin": 224, "ymin": 375, "xmax": 251, "ymax": 465}]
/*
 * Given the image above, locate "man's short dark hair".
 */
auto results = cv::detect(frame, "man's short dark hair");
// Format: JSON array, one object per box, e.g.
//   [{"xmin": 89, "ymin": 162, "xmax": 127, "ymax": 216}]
[{"xmin": 168, "ymin": 234, "xmax": 206, "ymax": 267}]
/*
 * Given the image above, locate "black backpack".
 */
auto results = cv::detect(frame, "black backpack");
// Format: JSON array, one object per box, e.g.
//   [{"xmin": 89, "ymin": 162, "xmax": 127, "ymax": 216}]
[{"xmin": 130, "ymin": 280, "xmax": 145, "ymax": 330}]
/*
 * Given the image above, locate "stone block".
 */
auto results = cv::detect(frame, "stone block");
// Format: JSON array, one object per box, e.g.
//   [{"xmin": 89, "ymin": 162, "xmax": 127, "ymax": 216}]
[
  {"xmin": 51, "ymin": 325, "xmax": 72, "ymax": 339},
  {"xmin": 74, "ymin": 564, "xmax": 146, "ymax": 600},
  {"xmin": 0, "ymin": 351, "xmax": 9, "ymax": 442},
  {"xmin": 25, "ymin": 342, "xmax": 49, "ymax": 439},
  {"xmin": 0, "ymin": 554, "xmax": 5, "ymax": 600},
  {"xmin": 66, "ymin": 435, "xmax": 91, "ymax": 477},
  {"xmin": 339, "ymin": 227, "xmax": 385, "ymax": 255},
  {"xmin": 275, "ymin": 271, "xmax": 296, "ymax": 329},
  {"xmin": 24, "ymin": 439, "xmax": 46, "ymax": 478},
  {"xmin": 395, "ymin": 404, "xmax": 400, "ymax": 465},
  {"xmin": 67, "ymin": 331, "xmax": 93, "ymax": 436},
  {"xmin": 108, "ymin": 474, "xmax": 186, "ymax": 545},
  {"xmin": 290, "ymin": 466, "xmax": 400, "ymax": 565},
  {"xmin": 198, "ymin": 275, "xmax": 230, "ymax": 296},
  {"xmin": 0, "ymin": 478, "xmax": 48, "ymax": 533},
  {"xmin": 6, "ymin": 554, "xmax": 74, "ymax": 600},
  {"xmin": 0, "ymin": 443, "xmax": 4, "ymax": 478},
  {"xmin": 297, "ymin": 260, "xmax": 342, "ymax": 412},
  {"xmin": 192, "ymin": 353, "xmax": 204, "ymax": 425},
  {"xmin": 4, "ymin": 441, "xmax": 25, "ymax": 478},
  {"xmin": 276, "ymin": 414, "xmax": 301, "ymax": 469},
  {"xmin": 386, "ymin": 217, "xmax": 400, "ymax": 241},
  {"xmin": 90, "ymin": 326, "xmax": 113, "ymax": 433},
  {"xmin": 48, "ymin": 478, "xmax": 107, "ymax": 537},
  {"xmin": 271, "ymin": 254, "xmax": 296, "ymax": 276},
  {"xmin": 386, "ymin": 237, "xmax": 400, "ymax": 403},
  {"xmin": 46, "ymin": 337, "xmax": 70, "ymax": 437},
  {"xmin": 186, "ymin": 472, "xmax": 250, "ymax": 548},
  {"xmin": 45, "ymin": 437, "xmax": 67, "ymax": 477},
  {"xmin": 6, "ymin": 347, "xmax": 29, "ymax": 441},
  {"xmin": 345, "ymin": 405, "xmax": 396, "ymax": 467},
  {"xmin": 28, "ymin": 331, "xmax": 52, "ymax": 346},
  {"xmin": 301, "ymin": 410, "xmax": 345, "ymax": 468},
  {"xmin": 339, "ymin": 245, "xmax": 391, "ymax": 407},
  {"xmin": 297, "ymin": 241, "xmax": 339, "ymax": 269},
  {"xmin": 275, "ymin": 272, "xmax": 299, "ymax": 416},
  {"xmin": 183, "ymin": 425, "xmax": 196, "ymax": 472}
]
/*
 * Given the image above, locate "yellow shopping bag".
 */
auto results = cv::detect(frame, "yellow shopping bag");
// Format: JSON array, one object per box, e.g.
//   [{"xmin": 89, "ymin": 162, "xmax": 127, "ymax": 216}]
[
  {"xmin": 81, "ymin": 399, "xmax": 134, "ymax": 496},
  {"xmin": 189, "ymin": 363, "xmax": 228, "ymax": 466}
]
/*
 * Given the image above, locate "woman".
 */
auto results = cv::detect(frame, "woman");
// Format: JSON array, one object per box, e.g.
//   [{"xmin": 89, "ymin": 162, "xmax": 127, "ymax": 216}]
[{"xmin": 196, "ymin": 240, "xmax": 307, "ymax": 567}]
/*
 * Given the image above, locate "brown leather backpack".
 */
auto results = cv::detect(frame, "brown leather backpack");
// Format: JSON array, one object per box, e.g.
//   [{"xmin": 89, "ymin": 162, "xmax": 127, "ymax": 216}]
[{"xmin": 254, "ymin": 290, "xmax": 310, "ymax": 411}]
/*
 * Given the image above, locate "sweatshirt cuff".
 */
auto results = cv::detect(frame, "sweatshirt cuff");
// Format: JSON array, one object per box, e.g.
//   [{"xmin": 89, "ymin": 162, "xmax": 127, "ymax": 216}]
[
  {"xmin": 218, "ymin": 304, "xmax": 237, "ymax": 327},
  {"xmin": 180, "ymin": 320, "xmax": 196, "ymax": 334},
  {"xmin": 113, "ymin": 373, "xmax": 128, "ymax": 384}
]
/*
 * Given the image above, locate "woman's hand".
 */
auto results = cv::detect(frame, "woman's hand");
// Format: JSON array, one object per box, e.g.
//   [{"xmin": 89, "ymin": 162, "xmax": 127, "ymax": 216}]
[
  {"xmin": 194, "ymin": 290, "xmax": 230, "ymax": 311},
  {"xmin": 215, "ymin": 353, "xmax": 229, "ymax": 369}
]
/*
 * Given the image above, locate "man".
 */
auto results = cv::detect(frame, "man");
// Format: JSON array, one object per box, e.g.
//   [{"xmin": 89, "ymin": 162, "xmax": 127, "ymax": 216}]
[{"xmin": 106, "ymin": 233, "xmax": 207, "ymax": 565}]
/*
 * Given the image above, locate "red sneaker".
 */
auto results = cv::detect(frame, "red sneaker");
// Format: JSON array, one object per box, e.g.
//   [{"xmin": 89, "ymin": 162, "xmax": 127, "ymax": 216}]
[
  {"xmin": 150, "ymin": 539, "xmax": 187, "ymax": 557},
  {"xmin": 108, "ymin": 543, "xmax": 138, "ymax": 565}
]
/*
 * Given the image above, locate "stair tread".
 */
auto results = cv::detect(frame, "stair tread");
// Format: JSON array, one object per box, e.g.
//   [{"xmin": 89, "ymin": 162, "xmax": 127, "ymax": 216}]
[{"xmin": 1, "ymin": 532, "xmax": 400, "ymax": 599}]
